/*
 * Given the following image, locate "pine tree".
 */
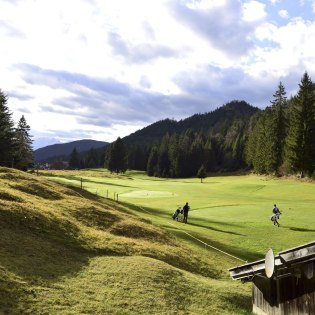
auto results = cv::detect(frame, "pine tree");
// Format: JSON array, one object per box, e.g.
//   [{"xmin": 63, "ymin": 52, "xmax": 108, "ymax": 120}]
[
  {"xmin": 147, "ymin": 146, "xmax": 159, "ymax": 176},
  {"xmin": 69, "ymin": 147, "xmax": 80, "ymax": 169},
  {"xmin": 107, "ymin": 137, "xmax": 127, "ymax": 173},
  {"xmin": 190, "ymin": 134, "xmax": 205, "ymax": 176},
  {"xmin": 0, "ymin": 90, "xmax": 16, "ymax": 167},
  {"xmin": 266, "ymin": 82, "xmax": 287, "ymax": 174},
  {"xmin": 251, "ymin": 112, "xmax": 269, "ymax": 173},
  {"xmin": 157, "ymin": 133, "xmax": 171, "ymax": 177},
  {"xmin": 286, "ymin": 72, "xmax": 315, "ymax": 177},
  {"xmin": 14, "ymin": 115, "xmax": 33, "ymax": 170},
  {"xmin": 85, "ymin": 147, "xmax": 98, "ymax": 168},
  {"xmin": 197, "ymin": 164, "xmax": 206, "ymax": 183}
]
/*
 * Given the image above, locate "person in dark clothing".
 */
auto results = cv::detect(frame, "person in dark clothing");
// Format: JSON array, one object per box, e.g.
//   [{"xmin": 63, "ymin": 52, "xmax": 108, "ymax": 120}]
[
  {"xmin": 271, "ymin": 204, "xmax": 281, "ymax": 227},
  {"xmin": 183, "ymin": 202, "xmax": 190, "ymax": 224}
]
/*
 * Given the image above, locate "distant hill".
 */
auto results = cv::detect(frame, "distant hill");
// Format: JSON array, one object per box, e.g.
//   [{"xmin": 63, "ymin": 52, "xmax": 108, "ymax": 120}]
[
  {"xmin": 122, "ymin": 100, "xmax": 259, "ymax": 147},
  {"xmin": 34, "ymin": 139, "xmax": 108, "ymax": 163}
]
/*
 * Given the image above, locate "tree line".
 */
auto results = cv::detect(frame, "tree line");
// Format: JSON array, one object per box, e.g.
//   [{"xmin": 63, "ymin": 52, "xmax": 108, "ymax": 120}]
[
  {"xmin": 2, "ymin": 70, "xmax": 315, "ymax": 179},
  {"xmin": 105, "ymin": 72, "xmax": 315, "ymax": 179},
  {"xmin": 245, "ymin": 72, "xmax": 315, "ymax": 178},
  {"xmin": 0, "ymin": 89, "xmax": 33, "ymax": 170},
  {"xmin": 104, "ymin": 102, "xmax": 253, "ymax": 176}
]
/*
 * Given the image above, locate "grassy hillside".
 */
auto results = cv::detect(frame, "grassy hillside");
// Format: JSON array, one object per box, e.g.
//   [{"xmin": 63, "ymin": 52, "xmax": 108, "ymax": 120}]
[{"xmin": 0, "ymin": 167, "xmax": 251, "ymax": 314}]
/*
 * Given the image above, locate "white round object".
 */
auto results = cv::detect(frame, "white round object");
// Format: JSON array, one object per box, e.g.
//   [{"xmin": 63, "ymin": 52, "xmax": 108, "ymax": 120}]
[{"xmin": 265, "ymin": 248, "xmax": 275, "ymax": 278}]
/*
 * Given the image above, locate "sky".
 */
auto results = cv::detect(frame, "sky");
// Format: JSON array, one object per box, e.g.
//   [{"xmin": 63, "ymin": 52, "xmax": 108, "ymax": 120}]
[{"xmin": 1, "ymin": 0, "xmax": 315, "ymax": 149}]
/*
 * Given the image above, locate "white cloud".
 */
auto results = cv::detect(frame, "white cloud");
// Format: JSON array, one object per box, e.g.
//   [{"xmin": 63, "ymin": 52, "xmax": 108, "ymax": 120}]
[
  {"xmin": 1, "ymin": 0, "xmax": 315, "ymax": 147},
  {"xmin": 242, "ymin": 1, "xmax": 267, "ymax": 22},
  {"xmin": 278, "ymin": 9, "xmax": 289, "ymax": 18}
]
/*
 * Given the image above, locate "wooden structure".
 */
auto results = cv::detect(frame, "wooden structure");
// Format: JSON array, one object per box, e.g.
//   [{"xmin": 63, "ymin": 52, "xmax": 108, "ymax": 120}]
[{"xmin": 229, "ymin": 241, "xmax": 315, "ymax": 315}]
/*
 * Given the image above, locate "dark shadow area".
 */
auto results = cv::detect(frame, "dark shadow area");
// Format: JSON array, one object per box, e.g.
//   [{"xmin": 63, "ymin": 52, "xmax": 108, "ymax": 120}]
[
  {"xmin": 188, "ymin": 221, "xmax": 245, "ymax": 236},
  {"xmin": 72, "ymin": 206, "xmax": 122, "ymax": 230},
  {"xmin": 221, "ymin": 292, "xmax": 252, "ymax": 314},
  {"xmin": 189, "ymin": 215, "xmax": 244, "ymax": 229},
  {"xmin": 82, "ymin": 177, "xmax": 138, "ymax": 189},
  {"xmin": 0, "ymin": 270, "xmax": 31, "ymax": 315},
  {"xmin": 0, "ymin": 207, "xmax": 90, "ymax": 281},
  {"xmin": 0, "ymin": 191, "xmax": 23, "ymax": 202},
  {"xmin": 10, "ymin": 182, "xmax": 63, "ymax": 200},
  {"xmin": 168, "ymin": 228, "xmax": 262, "ymax": 262},
  {"xmin": 287, "ymin": 226, "xmax": 315, "ymax": 232},
  {"xmin": 192, "ymin": 204, "xmax": 240, "ymax": 211}
]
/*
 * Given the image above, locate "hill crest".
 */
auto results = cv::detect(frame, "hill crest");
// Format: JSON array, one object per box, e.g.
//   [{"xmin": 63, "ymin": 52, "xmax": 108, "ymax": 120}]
[{"xmin": 34, "ymin": 139, "xmax": 108, "ymax": 163}]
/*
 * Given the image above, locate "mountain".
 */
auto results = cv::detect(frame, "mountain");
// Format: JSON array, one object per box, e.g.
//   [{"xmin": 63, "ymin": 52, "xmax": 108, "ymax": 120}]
[
  {"xmin": 117, "ymin": 100, "xmax": 261, "ymax": 175},
  {"xmin": 34, "ymin": 139, "xmax": 108, "ymax": 163},
  {"xmin": 123, "ymin": 100, "xmax": 259, "ymax": 147}
]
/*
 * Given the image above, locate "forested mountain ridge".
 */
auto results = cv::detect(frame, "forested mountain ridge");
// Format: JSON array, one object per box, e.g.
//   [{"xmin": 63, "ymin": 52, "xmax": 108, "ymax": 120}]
[
  {"xmin": 123, "ymin": 100, "xmax": 259, "ymax": 148},
  {"xmin": 38, "ymin": 100, "xmax": 258, "ymax": 172},
  {"xmin": 103, "ymin": 100, "xmax": 261, "ymax": 176}
]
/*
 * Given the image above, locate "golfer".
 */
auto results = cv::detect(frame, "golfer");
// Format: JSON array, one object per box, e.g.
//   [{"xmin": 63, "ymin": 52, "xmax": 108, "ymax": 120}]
[{"xmin": 183, "ymin": 202, "xmax": 190, "ymax": 224}]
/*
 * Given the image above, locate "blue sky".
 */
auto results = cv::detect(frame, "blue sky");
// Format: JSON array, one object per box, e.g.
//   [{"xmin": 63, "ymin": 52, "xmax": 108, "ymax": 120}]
[{"xmin": 1, "ymin": 0, "xmax": 315, "ymax": 149}]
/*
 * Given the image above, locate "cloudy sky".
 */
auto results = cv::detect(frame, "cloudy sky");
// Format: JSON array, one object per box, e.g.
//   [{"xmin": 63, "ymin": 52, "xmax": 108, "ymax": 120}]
[{"xmin": 1, "ymin": 0, "xmax": 315, "ymax": 149}]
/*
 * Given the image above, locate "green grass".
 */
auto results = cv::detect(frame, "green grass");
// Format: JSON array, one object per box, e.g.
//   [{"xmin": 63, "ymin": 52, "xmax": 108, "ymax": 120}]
[
  {"xmin": 3, "ymin": 167, "xmax": 315, "ymax": 314},
  {"xmin": 0, "ymin": 167, "xmax": 252, "ymax": 314},
  {"xmin": 46, "ymin": 169, "xmax": 315, "ymax": 262}
]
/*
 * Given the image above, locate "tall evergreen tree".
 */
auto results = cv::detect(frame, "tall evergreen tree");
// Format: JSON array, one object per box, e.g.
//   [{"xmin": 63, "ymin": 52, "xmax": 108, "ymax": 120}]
[
  {"xmin": 0, "ymin": 90, "xmax": 15, "ymax": 167},
  {"xmin": 250, "ymin": 112, "xmax": 269, "ymax": 173},
  {"xmin": 266, "ymin": 82, "xmax": 288, "ymax": 174},
  {"xmin": 157, "ymin": 133, "xmax": 171, "ymax": 177},
  {"xmin": 127, "ymin": 145, "xmax": 147, "ymax": 171},
  {"xmin": 106, "ymin": 137, "xmax": 127, "ymax": 173},
  {"xmin": 197, "ymin": 164, "xmax": 206, "ymax": 183},
  {"xmin": 286, "ymin": 72, "xmax": 315, "ymax": 177},
  {"xmin": 85, "ymin": 147, "xmax": 98, "ymax": 168},
  {"xmin": 147, "ymin": 146, "xmax": 159, "ymax": 176},
  {"xmin": 14, "ymin": 115, "xmax": 33, "ymax": 170},
  {"xmin": 190, "ymin": 134, "xmax": 205, "ymax": 176},
  {"xmin": 69, "ymin": 147, "xmax": 80, "ymax": 169}
]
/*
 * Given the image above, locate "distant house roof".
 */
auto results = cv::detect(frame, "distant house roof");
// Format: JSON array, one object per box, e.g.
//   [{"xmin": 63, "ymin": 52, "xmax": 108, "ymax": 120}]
[{"xmin": 229, "ymin": 240, "xmax": 315, "ymax": 282}]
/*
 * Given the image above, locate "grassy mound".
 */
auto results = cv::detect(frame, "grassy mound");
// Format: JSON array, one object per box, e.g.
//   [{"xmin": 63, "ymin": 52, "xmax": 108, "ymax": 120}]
[{"xmin": 0, "ymin": 167, "xmax": 251, "ymax": 314}]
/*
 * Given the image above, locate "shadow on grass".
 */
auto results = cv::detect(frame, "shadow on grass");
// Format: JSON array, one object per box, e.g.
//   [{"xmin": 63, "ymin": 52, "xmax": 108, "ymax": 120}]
[
  {"xmin": 167, "ymin": 227, "xmax": 262, "ymax": 263},
  {"xmin": 119, "ymin": 201, "xmax": 246, "ymax": 232},
  {"xmin": 190, "ymin": 216, "xmax": 244, "ymax": 228},
  {"xmin": 49, "ymin": 174, "xmax": 138, "ymax": 189},
  {"xmin": 221, "ymin": 291, "xmax": 252, "ymax": 314},
  {"xmin": 119, "ymin": 201, "xmax": 262, "ymax": 263},
  {"xmin": 0, "ymin": 208, "xmax": 90, "ymax": 281},
  {"xmin": 188, "ymin": 221, "xmax": 245, "ymax": 236},
  {"xmin": 286, "ymin": 226, "xmax": 315, "ymax": 232},
  {"xmin": 0, "ymin": 270, "xmax": 31, "ymax": 315},
  {"xmin": 81, "ymin": 177, "xmax": 138, "ymax": 189}
]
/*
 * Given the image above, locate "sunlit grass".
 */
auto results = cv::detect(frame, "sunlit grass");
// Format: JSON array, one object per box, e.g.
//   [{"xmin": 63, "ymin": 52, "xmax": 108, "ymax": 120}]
[
  {"xmin": 0, "ymin": 167, "xmax": 252, "ymax": 314},
  {"xmin": 45, "ymin": 169, "xmax": 315, "ymax": 261}
]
